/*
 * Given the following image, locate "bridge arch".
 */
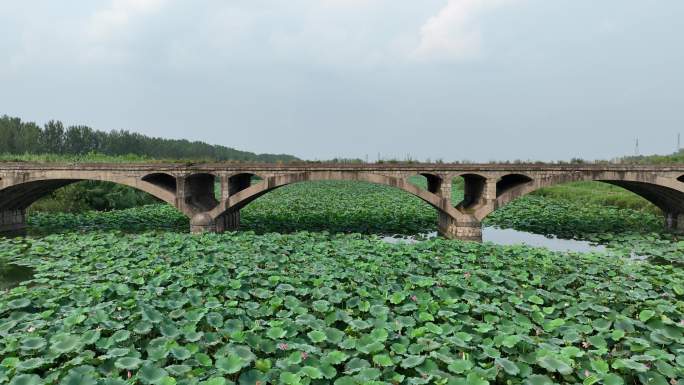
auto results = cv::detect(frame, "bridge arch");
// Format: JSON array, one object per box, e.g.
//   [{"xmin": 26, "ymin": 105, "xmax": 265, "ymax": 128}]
[
  {"xmin": 208, "ymin": 171, "xmax": 462, "ymax": 221},
  {"xmin": 496, "ymin": 173, "xmax": 533, "ymax": 197},
  {"xmin": 455, "ymin": 173, "xmax": 488, "ymax": 211},
  {"xmin": 226, "ymin": 172, "xmax": 263, "ymax": 196},
  {"xmin": 142, "ymin": 172, "xmax": 177, "ymax": 194},
  {"xmin": 0, "ymin": 174, "xmax": 177, "ymax": 213},
  {"xmin": 406, "ymin": 172, "xmax": 443, "ymax": 193},
  {"xmin": 473, "ymin": 171, "xmax": 684, "ymax": 223},
  {"xmin": 180, "ymin": 173, "xmax": 219, "ymax": 215}
]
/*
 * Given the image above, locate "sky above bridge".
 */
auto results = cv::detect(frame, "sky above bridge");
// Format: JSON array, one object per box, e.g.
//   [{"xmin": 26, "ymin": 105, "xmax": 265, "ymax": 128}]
[{"xmin": 1, "ymin": 0, "xmax": 683, "ymax": 162}]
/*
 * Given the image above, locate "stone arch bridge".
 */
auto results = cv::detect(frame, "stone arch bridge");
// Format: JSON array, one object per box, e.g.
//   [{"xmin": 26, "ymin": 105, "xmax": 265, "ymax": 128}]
[{"xmin": 1, "ymin": 163, "xmax": 684, "ymax": 240}]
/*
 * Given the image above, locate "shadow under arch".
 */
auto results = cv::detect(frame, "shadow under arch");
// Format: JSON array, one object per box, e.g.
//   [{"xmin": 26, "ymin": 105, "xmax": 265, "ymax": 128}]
[
  {"xmin": 142, "ymin": 172, "xmax": 177, "ymax": 194},
  {"xmin": 209, "ymin": 171, "xmax": 462, "ymax": 222},
  {"xmin": 455, "ymin": 173, "xmax": 488, "ymax": 211},
  {"xmin": 181, "ymin": 173, "xmax": 220, "ymax": 215},
  {"xmin": 226, "ymin": 172, "xmax": 264, "ymax": 197},
  {"xmin": 496, "ymin": 173, "xmax": 533, "ymax": 197}
]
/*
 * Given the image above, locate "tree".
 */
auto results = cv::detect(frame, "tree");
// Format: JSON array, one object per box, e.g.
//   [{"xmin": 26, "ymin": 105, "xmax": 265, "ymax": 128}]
[
  {"xmin": 40, "ymin": 120, "xmax": 65, "ymax": 153},
  {"xmin": 0, "ymin": 115, "xmax": 300, "ymax": 162}
]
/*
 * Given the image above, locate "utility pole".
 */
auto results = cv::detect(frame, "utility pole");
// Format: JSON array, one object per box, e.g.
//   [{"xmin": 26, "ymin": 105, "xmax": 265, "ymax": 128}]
[
  {"xmin": 635, "ymin": 138, "xmax": 640, "ymax": 156},
  {"xmin": 678, "ymin": 133, "xmax": 681, "ymax": 152}
]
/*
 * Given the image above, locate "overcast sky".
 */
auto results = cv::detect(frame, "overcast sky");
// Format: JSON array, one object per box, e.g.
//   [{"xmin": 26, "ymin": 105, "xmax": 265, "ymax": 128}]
[{"xmin": 2, "ymin": 0, "xmax": 683, "ymax": 162}]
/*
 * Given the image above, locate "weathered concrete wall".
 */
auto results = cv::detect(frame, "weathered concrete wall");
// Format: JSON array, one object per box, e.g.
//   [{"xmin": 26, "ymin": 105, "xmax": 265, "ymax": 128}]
[{"xmin": 438, "ymin": 212, "xmax": 482, "ymax": 241}]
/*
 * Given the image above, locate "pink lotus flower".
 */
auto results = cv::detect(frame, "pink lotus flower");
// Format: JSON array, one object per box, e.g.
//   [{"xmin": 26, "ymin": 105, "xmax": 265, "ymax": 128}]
[{"xmin": 278, "ymin": 343, "xmax": 289, "ymax": 350}]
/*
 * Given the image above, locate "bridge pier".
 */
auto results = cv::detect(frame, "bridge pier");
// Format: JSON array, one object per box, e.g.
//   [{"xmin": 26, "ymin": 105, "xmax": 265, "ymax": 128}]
[
  {"xmin": 190, "ymin": 213, "xmax": 216, "ymax": 234},
  {"xmin": 665, "ymin": 212, "xmax": 684, "ymax": 234},
  {"xmin": 0, "ymin": 209, "xmax": 27, "ymax": 237},
  {"xmin": 438, "ymin": 212, "xmax": 482, "ymax": 242},
  {"xmin": 190, "ymin": 210, "xmax": 240, "ymax": 234},
  {"xmin": 216, "ymin": 210, "xmax": 240, "ymax": 232}
]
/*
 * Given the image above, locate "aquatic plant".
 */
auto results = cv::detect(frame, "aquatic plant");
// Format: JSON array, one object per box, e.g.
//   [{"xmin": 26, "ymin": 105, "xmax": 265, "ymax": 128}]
[{"xmin": 2, "ymin": 231, "xmax": 684, "ymax": 384}]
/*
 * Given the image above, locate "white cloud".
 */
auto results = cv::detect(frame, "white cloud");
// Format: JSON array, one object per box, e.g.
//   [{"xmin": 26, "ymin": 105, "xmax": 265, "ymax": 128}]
[
  {"xmin": 414, "ymin": 0, "xmax": 518, "ymax": 61},
  {"xmin": 319, "ymin": 0, "xmax": 381, "ymax": 9},
  {"xmin": 87, "ymin": 0, "xmax": 166, "ymax": 41}
]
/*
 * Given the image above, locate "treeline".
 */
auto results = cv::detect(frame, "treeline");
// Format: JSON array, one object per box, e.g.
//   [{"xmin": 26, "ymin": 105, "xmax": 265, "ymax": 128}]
[{"xmin": 0, "ymin": 115, "xmax": 298, "ymax": 162}]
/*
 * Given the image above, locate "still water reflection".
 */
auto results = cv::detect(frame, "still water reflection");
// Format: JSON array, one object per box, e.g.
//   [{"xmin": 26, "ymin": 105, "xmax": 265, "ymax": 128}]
[
  {"xmin": 0, "ymin": 264, "xmax": 34, "ymax": 290},
  {"xmin": 483, "ymin": 227, "xmax": 606, "ymax": 253},
  {"xmin": 383, "ymin": 226, "xmax": 607, "ymax": 254}
]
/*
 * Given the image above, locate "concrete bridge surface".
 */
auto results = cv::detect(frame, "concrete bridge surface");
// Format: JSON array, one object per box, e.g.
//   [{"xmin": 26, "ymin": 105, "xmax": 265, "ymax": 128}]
[{"xmin": 1, "ymin": 163, "xmax": 684, "ymax": 240}]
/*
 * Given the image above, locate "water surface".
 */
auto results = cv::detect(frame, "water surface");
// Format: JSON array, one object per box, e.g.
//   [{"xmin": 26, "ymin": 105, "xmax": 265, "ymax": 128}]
[
  {"xmin": 0, "ymin": 264, "xmax": 34, "ymax": 290},
  {"xmin": 483, "ymin": 227, "xmax": 606, "ymax": 254},
  {"xmin": 383, "ymin": 226, "xmax": 607, "ymax": 254}
]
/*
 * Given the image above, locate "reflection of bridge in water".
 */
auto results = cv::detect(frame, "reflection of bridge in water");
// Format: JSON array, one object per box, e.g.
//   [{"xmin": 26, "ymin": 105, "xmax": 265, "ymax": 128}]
[{"xmin": 1, "ymin": 163, "xmax": 684, "ymax": 241}]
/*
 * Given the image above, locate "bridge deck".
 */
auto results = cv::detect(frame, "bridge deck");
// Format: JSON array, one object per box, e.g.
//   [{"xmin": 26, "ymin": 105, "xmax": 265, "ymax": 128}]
[{"xmin": 1, "ymin": 162, "xmax": 683, "ymax": 172}]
